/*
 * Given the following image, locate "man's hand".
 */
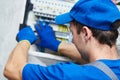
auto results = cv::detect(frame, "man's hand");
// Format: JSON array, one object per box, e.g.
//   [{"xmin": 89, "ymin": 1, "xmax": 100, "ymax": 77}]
[
  {"xmin": 16, "ymin": 26, "xmax": 37, "ymax": 44},
  {"xmin": 35, "ymin": 20, "xmax": 61, "ymax": 52}
]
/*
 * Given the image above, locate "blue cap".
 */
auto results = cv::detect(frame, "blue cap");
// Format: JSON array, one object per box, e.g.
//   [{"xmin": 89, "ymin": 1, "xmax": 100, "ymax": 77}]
[{"xmin": 55, "ymin": 0, "xmax": 120, "ymax": 30}]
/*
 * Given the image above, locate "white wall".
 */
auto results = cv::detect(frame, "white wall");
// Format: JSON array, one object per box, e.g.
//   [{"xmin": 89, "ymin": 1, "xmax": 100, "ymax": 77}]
[{"xmin": 0, "ymin": 0, "xmax": 25, "ymax": 79}]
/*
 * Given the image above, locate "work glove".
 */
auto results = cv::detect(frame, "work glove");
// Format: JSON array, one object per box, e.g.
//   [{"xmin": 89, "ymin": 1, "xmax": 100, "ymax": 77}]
[
  {"xmin": 16, "ymin": 26, "xmax": 37, "ymax": 44},
  {"xmin": 35, "ymin": 20, "xmax": 61, "ymax": 52}
]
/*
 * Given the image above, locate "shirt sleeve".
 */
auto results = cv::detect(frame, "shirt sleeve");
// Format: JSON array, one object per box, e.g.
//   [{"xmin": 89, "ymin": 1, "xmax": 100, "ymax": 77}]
[{"xmin": 22, "ymin": 62, "xmax": 74, "ymax": 80}]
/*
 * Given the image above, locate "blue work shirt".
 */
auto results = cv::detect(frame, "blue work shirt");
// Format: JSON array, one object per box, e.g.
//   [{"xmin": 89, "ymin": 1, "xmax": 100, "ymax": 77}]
[{"xmin": 22, "ymin": 59, "xmax": 120, "ymax": 80}]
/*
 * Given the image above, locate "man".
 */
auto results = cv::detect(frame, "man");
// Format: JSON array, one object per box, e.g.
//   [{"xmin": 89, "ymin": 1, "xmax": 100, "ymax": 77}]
[{"xmin": 4, "ymin": 0, "xmax": 120, "ymax": 80}]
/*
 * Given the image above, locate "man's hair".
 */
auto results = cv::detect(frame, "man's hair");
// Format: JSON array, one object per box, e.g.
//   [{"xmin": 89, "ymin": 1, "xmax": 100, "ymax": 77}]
[{"xmin": 74, "ymin": 20, "xmax": 120, "ymax": 47}]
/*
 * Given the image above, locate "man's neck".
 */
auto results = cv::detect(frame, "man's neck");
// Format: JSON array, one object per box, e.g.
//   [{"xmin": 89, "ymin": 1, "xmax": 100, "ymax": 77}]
[{"xmin": 89, "ymin": 44, "xmax": 119, "ymax": 62}]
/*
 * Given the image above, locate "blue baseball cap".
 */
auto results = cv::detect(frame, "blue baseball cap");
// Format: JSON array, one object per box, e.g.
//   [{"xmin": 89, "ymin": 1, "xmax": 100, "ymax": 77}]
[{"xmin": 55, "ymin": 0, "xmax": 120, "ymax": 30}]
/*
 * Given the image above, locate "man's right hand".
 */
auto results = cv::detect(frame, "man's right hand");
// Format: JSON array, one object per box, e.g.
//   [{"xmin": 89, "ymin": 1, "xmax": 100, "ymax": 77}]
[{"xmin": 35, "ymin": 20, "xmax": 61, "ymax": 52}]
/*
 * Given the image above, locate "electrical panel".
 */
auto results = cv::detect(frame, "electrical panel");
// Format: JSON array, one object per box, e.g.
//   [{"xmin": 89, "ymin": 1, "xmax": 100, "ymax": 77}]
[
  {"xmin": 32, "ymin": 0, "xmax": 75, "ymax": 20},
  {"xmin": 26, "ymin": 0, "xmax": 77, "ymax": 53},
  {"xmin": 31, "ymin": 0, "xmax": 76, "ymax": 42}
]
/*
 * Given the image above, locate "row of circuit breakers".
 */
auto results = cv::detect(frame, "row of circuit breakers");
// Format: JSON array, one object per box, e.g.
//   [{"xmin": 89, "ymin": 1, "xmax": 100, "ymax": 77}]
[{"xmin": 30, "ymin": 0, "xmax": 77, "ymax": 43}]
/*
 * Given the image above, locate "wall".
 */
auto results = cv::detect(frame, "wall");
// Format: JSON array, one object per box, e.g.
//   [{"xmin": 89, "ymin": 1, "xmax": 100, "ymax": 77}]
[{"xmin": 0, "ymin": 0, "xmax": 25, "ymax": 79}]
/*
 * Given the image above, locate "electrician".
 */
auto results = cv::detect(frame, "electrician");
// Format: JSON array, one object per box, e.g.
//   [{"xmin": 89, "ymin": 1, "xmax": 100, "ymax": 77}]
[{"xmin": 4, "ymin": 0, "xmax": 120, "ymax": 80}]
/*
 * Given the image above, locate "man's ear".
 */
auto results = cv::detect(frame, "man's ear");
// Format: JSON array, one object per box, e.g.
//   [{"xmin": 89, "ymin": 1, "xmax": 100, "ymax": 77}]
[{"xmin": 81, "ymin": 26, "xmax": 92, "ymax": 42}]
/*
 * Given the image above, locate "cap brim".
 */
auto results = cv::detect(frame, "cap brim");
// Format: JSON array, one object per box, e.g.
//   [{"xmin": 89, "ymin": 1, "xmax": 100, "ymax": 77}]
[{"xmin": 55, "ymin": 12, "xmax": 73, "ymax": 25}]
